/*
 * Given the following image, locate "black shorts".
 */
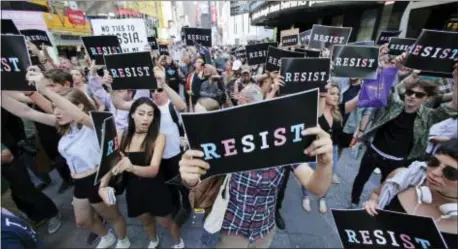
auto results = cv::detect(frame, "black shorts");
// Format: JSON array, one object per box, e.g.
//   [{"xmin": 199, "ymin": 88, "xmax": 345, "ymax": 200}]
[{"xmin": 73, "ymin": 173, "xmax": 102, "ymax": 204}]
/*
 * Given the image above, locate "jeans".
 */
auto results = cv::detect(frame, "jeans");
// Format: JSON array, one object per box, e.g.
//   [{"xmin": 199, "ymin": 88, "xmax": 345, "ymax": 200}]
[{"xmin": 302, "ymin": 146, "xmax": 339, "ymax": 197}]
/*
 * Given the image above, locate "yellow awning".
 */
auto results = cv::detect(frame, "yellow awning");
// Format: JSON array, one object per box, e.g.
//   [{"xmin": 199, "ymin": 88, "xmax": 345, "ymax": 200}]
[{"xmin": 43, "ymin": 12, "xmax": 92, "ymax": 36}]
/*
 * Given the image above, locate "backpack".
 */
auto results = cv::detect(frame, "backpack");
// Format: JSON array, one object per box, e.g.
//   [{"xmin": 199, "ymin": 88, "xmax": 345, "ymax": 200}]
[{"xmin": 169, "ymin": 102, "xmax": 185, "ymax": 137}]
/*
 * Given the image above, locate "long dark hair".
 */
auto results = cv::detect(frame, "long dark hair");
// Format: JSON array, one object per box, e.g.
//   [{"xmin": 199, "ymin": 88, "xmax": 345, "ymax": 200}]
[{"xmin": 120, "ymin": 97, "xmax": 161, "ymax": 163}]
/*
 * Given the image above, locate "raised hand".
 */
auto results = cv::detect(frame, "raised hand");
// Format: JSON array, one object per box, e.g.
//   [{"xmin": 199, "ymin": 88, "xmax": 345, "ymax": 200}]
[{"xmin": 179, "ymin": 150, "xmax": 210, "ymax": 186}]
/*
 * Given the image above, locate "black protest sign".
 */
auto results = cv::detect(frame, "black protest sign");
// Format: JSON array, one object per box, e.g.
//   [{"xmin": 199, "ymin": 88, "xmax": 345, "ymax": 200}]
[
  {"xmin": 265, "ymin": 46, "xmax": 305, "ymax": 72},
  {"xmin": 404, "ymin": 29, "xmax": 458, "ymax": 74},
  {"xmin": 181, "ymin": 89, "xmax": 318, "ymax": 180},
  {"xmin": 30, "ymin": 55, "xmax": 45, "ymax": 72},
  {"xmin": 351, "ymin": 41, "xmax": 375, "ymax": 46},
  {"xmin": 104, "ymin": 52, "xmax": 156, "ymax": 90},
  {"xmin": 235, "ymin": 49, "xmax": 247, "ymax": 60},
  {"xmin": 332, "ymin": 45, "xmax": 379, "ymax": 80},
  {"xmin": 245, "ymin": 42, "xmax": 277, "ymax": 65},
  {"xmin": 377, "ymin": 30, "xmax": 401, "ymax": 45},
  {"xmin": 1, "ymin": 35, "xmax": 34, "ymax": 91},
  {"xmin": 280, "ymin": 58, "xmax": 330, "ymax": 94},
  {"xmin": 147, "ymin": 36, "xmax": 158, "ymax": 50},
  {"xmin": 94, "ymin": 116, "xmax": 120, "ymax": 185},
  {"xmin": 194, "ymin": 41, "xmax": 213, "ymax": 65},
  {"xmin": 159, "ymin": 44, "xmax": 169, "ymax": 55},
  {"xmin": 19, "ymin": 29, "xmax": 52, "ymax": 47},
  {"xmin": 184, "ymin": 27, "xmax": 212, "ymax": 47},
  {"xmin": 294, "ymin": 48, "xmax": 321, "ymax": 58},
  {"xmin": 281, "ymin": 34, "xmax": 298, "ymax": 46},
  {"xmin": 299, "ymin": 29, "xmax": 311, "ymax": 45},
  {"xmin": 89, "ymin": 111, "xmax": 114, "ymax": 146},
  {"xmin": 388, "ymin": 38, "xmax": 416, "ymax": 56},
  {"xmin": 1, "ymin": 19, "xmax": 20, "ymax": 34},
  {"xmin": 331, "ymin": 209, "xmax": 447, "ymax": 249},
  {"xmin": 82, "ymin": 36, "xmax": 122, "ymax": 65},
  {"xmin": 309, "ymin": 25, "xmax": 352, "ymax": 50}
]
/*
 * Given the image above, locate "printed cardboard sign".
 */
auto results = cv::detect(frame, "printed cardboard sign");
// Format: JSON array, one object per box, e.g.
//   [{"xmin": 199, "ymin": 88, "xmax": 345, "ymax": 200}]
[
  {"xmin": 104, "ymin": 52, "xmax": 156, "ymax": 90},
  {"xmin": 309, "ymin": 24, "xmax": 352, "ymax": 50},
  {"xmin": 147, "ymin": 36, "xmax": 158, "ymax": 50},
  {"xmin": 82, "ymin": 36, "xmax": 122, "ymax": 65},
  {"xmin": 331, "ymin": 209, "xmax": 448, "ymax": 249},
  {"xmin": 235, "ymin": 49, "xmax": 247, "ymax": 60},
  {"xmin": 265, "ymin": 46, "xmax": 306, "ymax": 72},
  {"xmin": 280, "ymin": 58, "xmax": 330, "ymax": 94},
  {"xmin": 332, "ymin": 45, "xmax": 379, "ymax": 80},
  {"xmin": 1, "ymin": 19, "xmax": 20, "ymax": 34},
  {"xmin": 19, "ymin": 29, "xmax": 52, "ymax": 47},
  {"xmin": 350, "ymin": 41, "xmax": 375, "ymax": 46},
  {"xmin": 404, "ymin": 29, "xmax": 458, "ymax": 75},
  {"xmin": 181, "ymin": 88, "xmax": 319, "ymax": 180},
  {"xmin": 89, "ymin": 111, "xmax": 115, "ymax": 146},
  {"xmin": 245, "ymin": 42, "xmax": 278, "ymax": 65},
  {"xmin": 294, "ymin": 48, "xmax": 320, "ymax": 58},
  {"xmin": 91, "ymin": 19, "xmax": 149, "ymax": 53},
  {"xmin": 159, "ymin": 44, "xmax": 169, "ymax": 55},
  {"xmin": 377, "ymin": 30, "xmax": 401, "ymax": 45},
  {"xmin": 388, "ymin": 37, "xmax": 417, "ymax": 56},
  {"xmin": 1, "ymin": 35, "xmax": 34, "ymax": 91},
  {"xmin": 184, "ymin": 27, "xmax": 212, "ymax": 47},
  {"xmin": 93, "ymin": 116, "xmax": 120, "ymax": 185},
  {"xmin": 281, "ymin": 34, "xmax": 299, "ymax": 47},
  {"xmin": 194, "ymin": 40, "xmax": 213, "ymax": 65},
  {"xmin": 299, "ymin": 29, "xmax": 311, "ymax": 45}
]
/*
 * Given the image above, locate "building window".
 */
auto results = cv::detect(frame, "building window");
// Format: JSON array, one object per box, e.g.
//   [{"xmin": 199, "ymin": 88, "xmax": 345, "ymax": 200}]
[
  {"xmin": 332, "ymin": 15, "xmax": 344, "ymax": 27},
  {"xmin": 357, "ymin": 9, "xmax": 378, "ymax": 41}
]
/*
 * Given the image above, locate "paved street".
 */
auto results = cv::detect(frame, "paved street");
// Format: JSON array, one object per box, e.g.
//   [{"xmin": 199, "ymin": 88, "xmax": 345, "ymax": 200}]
[{"xmin": 36, "ymin": 148, "xmax": 381, "ymax": 248}]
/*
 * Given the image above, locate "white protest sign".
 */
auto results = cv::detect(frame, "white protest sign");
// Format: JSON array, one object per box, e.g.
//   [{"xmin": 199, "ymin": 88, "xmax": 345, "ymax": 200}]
[{"xmin": 91, "ymin": 19, "xmax": 148, "ymax": 53}]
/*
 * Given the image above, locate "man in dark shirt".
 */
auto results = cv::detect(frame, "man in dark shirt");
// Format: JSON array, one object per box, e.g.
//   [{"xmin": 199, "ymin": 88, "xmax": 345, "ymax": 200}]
[{"xmin": 338, "ymin": 78, "xmax": 362, "ymax": 150}]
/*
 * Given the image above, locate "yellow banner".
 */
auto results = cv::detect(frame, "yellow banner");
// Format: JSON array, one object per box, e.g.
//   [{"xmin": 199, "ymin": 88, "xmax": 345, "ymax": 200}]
[
  {"xmin": 43, "ymin": 12, "xmax": 92, "ymax": 36},
  {"xmin": 29, "ymin": 0, "xmax": 48, "ymax": 7}
]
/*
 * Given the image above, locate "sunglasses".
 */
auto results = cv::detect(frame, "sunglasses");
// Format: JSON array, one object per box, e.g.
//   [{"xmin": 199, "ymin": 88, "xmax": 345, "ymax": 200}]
[
  {"xmin": 427, "ymin": 157, "xmax": 458, "ymax": 181},
  {"xmin": 405, "ymin": 89, "xmax": 427, "ymax": 98},
  {"xmin": 151, "ymin": 89, "xmax": 164, "ymax": 94}
]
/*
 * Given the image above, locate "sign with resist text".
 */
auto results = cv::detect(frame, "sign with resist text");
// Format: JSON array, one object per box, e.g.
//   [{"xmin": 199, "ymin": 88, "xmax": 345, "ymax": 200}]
[
  {"xmin": 265, "ymin": 46, "xmax": 306, "ymax": 72},
  {"xmin": 309, "ymin": 24, "xmax": 352, "ymax": 50},
  {"xmin": 82, "ymin": 35, "xmax": 122, "ymax": 65},
  {"xmin": 332, "ymin": 45, "xmax": 379, "ymax": 80},
  {"xmin": 184, "ymin": 27, "xmax": 212, "ymax": 47},
  {"xmin": 147, "ymin": 36, "xmax": 158, "ymax": 50},
  {"xmin": 376, "ymin": 30, "xmax": 401, "ymax": 45},
  {"xmin": 19, "ymin": 29, "xmax": 53, "ymax": 47},
  {"xmin": 388, "ymin": 37, "xmax": 417, "ymax": 56},
  {"xmin": 1, "ymin": 35, "xmax": 34, "ymax": 91},
  {"xmin": 280, "ymin": 58, "xmax": 330, "ymax": 94},
  {"xmin": 245, "ymin": 42, "xmax": 278, "ymax": 65}
]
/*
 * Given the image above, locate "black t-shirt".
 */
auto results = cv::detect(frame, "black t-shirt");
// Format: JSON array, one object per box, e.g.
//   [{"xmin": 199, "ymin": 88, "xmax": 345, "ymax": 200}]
[
  {"xmin": 339, "ymin": 84, "xmax": 361, "ymax": 125},
  {"xmin": 32, "ymin": 105, "xmax": 61, "ymax": 160},
  {"xmin": 373, "ymin": 111, "xmax": 417, "ymax": 158}
]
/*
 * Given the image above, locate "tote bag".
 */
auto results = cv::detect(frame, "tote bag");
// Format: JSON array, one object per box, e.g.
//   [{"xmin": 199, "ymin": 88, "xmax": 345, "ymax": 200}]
[{"xmin": 203, "ymin": 174, "xmax": 231, "ymax": 234}]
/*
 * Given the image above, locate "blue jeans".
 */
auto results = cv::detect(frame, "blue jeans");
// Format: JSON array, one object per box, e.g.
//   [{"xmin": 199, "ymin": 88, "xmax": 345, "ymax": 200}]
[{"xmin": 302, "ymin": 146, "xmax": 339, "ymax": 197}]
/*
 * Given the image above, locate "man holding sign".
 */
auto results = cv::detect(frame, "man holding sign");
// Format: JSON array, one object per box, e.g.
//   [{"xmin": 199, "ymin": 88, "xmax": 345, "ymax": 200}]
[{"xmin": 179, "ymin": 85, "xmax": 334, "ymax": 248}]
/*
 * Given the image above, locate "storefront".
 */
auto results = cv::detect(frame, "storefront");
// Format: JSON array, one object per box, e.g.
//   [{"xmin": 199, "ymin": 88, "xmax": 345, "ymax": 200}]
[{"xmin": 249, "ymin": 1, "xmax": 409, "ymax": 42}]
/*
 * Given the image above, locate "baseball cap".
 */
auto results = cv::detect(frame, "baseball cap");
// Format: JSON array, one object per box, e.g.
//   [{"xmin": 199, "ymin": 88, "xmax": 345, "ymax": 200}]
[
  {"xmin": 241, "ymin": 66, "xmax": 251, "ymax": 74},
  {"xmin": 232, "ymin": 60, "xmax": 242, "ymax": 71}
]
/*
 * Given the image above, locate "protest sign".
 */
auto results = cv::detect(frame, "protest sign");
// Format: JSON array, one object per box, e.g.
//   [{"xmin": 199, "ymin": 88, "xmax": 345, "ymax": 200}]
[
  {"xmin": 181, "ymin": 88, "xmax": 319, "ymax": 180},
  {"xmin": 332, "ymin": 45, "xmax": 379, "ymax": 80},
  {"xmin": 350, "ymin": 41, "xmax": 375, "ymax": 46},
  {"xmin": 245, "ymin": 42, "xmax": 277, "ymax": 65},
  {"xmin": 159, "ymin": 44, "xmax": 169, "ymax": 55},
  {"xmin": 265, "ymin": 46, "xmax": 306, "ymax": 72},
  {"xmin": 299, "ymin": 29, "xmax": 311, "ymax": 45},
  {"xmin": 19, "ymin": 29, "xmax": 53, "ymax": 47},
  {"xmin": 331, "ymin": 209, "xmax": 448, "ymax": 249},
  {"xmin": 104, "ymin": 52, "xmax": 156, "ymax": 90},
  {"xmin": 235, "ymin": 48, "xmax": 247, "ymax": 60},
  {"xmin": 404, "ymin": 29, "xmax": 458, "ymax": 75},
  {"xmin": 89, "ymin": 111, "xmax": 114, "ymax": 146},
  {"xmin": 147, "ymin": 36, "xmax": 158, "ymax": 50},
  {"xmin": 93, "ymin": 116, "xmax": 120, "ymax": 185},
  {"xmin": 184, "ymin": 27, "xmax": 212, "ymax": 47},
  {"xmin": 91, "ymin": 19, "xmax": 148, "ymax": 53},
  {"xmin": 388, "ymin": 37, "xmax": 417, "ymax": 56},
  {"xmin": 280, "ymin": 58, "xmax": 330, "ymax": 94},
  {"xmin": 309, "ymin": 25, "xmax": 352, "ymax": 50},
  {"xmin": 281, "ymin": 34, "xmax": 299, "ymax": 47},
  {"xmin": 1, "ymin": 35, "xmax": 34, "ymax": 91},
  {"xmin": 194, "ymin": 41, "xmax": 213, "ymax": 65},
  {"xmin": 1, "ymin": 19, "xmax": 20, "ymax": 34},
  {"xmin": 81, "ymin": 36, "xmax": 122, "ymax": 65},
  {"xmin": 294, "ymin": 48, "xmax": 321, "ymax": 58},
  {"xmin": 377, "ymin": 30, "xmax": 401, "ymax": 45}
]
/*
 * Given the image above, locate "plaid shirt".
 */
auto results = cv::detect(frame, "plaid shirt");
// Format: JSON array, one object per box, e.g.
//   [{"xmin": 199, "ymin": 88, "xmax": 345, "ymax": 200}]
[{"xmin": 221, "ymin": 166, "xmax": 295, "ymax": 242}]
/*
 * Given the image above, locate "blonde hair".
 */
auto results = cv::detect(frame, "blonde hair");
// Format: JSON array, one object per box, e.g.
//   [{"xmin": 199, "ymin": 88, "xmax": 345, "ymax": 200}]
[
  {"xmin": 197, "ymin": 97, "xmax": 220, "ymax": 111},
  {"xmin": 329, "ymin": 84, "xmax": 343, "ymax": 124},
  {"xmin": 56, "ymin": 88, "xmax": 96, "ymax": 135}
]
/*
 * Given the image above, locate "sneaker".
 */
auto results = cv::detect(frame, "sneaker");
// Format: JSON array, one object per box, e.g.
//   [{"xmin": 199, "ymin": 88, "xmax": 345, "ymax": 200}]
[
  {"xmin": 171, "ymin": 238, "xmax": 185, "ymax": 249},
  {"xmin": 374, "ymin": 168, "xmax": 381, "ymax": 174},
  {"xmin": 332, "ymin": 174, "xmax": 341, "ymax": 184},
  {"xmin": 96, "ymin": 231, "xmax": 116, "ymax": 248},
  {"xmin": 115, "ymin": 237, "xmax": 131, "ymax": 249},
  {"xmin": 87, "ymin": 233, "xmax": 99, "ymax": 245},
  {"xmin": 319, "ymin": 199, "xmax": 328, "ymax": 214},
  {"xmin": 147, "ymin": 236, "xmax": 160, "ymax": 249},
  {"xmin": 47, "ymin": 213, "xmax": 62, "ymax": 234},
  {"xmin": 58, "ymin": 181, "xmax": 72, "ymax": 194},
  {"xmin": 302, "ymin": 197, "xmax": 312, "ymax": 212}
]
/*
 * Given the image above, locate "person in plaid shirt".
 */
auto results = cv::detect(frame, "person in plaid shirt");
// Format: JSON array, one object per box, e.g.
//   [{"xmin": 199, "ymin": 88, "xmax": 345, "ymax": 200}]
[{"xmin": 179, "ymin": 85, "xmax": 334, "ymax": 248}]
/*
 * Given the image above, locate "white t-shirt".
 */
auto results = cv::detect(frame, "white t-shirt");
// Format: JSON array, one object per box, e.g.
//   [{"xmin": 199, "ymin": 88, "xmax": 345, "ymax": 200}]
[{"xmin": 158, "ymin": 100, "xmax": 182, "ymax": 159}]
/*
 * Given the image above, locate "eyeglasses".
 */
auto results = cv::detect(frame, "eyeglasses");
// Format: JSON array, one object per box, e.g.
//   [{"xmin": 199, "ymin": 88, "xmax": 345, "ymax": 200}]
[
  {"xmin": 427, "ymin": 156, "xmax": 458, "ymax": 181},
  {"xmin": 151, "ymin": 89, "xmax": 164, "ymax": 94},
  {"xmin": 405, "ymin": 89, "xmax": 427, "ymax": 98}
]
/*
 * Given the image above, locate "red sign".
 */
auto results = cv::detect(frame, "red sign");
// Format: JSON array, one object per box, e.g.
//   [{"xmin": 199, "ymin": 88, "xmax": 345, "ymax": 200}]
[
  {"xmin": 211, "ymin": 6, "xmax": 217, "ymax": 24},
  {"xmin": 65, "ymin": 8, "xmax": 86, "ymax": 25},
  {"xmin": 115, "ymin": 8, "xmax": 142, "ymax": 18}
]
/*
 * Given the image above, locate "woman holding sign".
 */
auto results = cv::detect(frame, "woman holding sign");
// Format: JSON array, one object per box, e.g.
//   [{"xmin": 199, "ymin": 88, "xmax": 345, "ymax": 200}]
[
  {"xmin": 99, "ymin": 97, "xmax": 184, "ymax": 249},
  {"xmin": 1, "ymin": 67, "xmax": 130, "ymax": 249}
]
